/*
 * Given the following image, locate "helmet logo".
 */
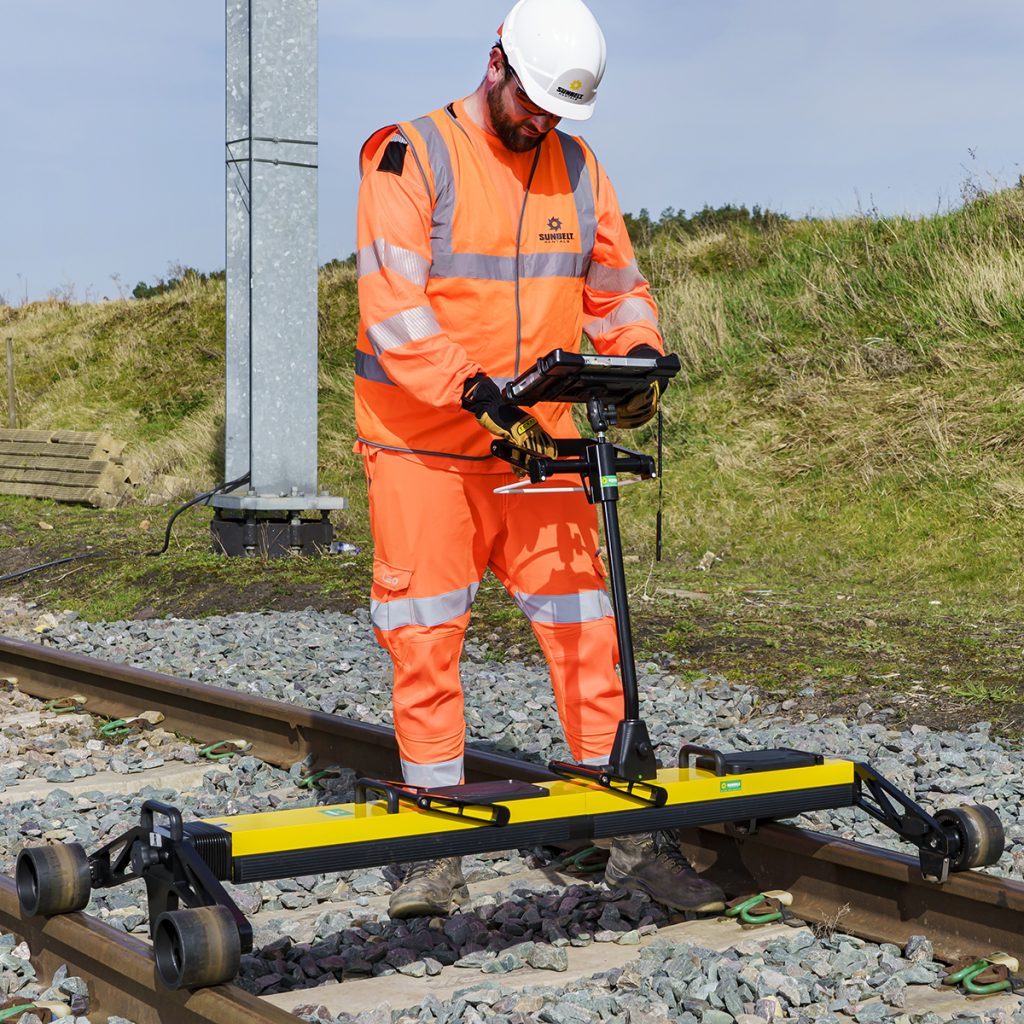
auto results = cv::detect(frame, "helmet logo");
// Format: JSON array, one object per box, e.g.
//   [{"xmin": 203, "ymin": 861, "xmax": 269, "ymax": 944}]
[{"xmin": 556, "ymin": 81, "xmax": 585, "ymax": 102}]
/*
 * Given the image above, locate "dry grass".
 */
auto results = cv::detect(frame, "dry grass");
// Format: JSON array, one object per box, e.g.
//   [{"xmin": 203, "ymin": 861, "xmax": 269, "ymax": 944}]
[{"xmin": 3, "ymin": 189, "xmax": 1024, "ymax": 597}]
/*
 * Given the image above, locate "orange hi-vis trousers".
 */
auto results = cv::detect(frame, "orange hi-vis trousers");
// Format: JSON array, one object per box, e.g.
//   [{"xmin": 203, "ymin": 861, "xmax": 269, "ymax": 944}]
[{"xmin": 365, "ymin": 449, "xmax": 623, "ymax": 788}]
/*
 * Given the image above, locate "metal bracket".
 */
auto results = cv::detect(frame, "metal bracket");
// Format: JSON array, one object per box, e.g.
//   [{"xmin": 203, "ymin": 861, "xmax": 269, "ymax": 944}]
[
  {"xmin": 107, "ymin": 800, "xmax": 253, "ymax": 953},
  {"xmin": 354, "ymin": 779, "xmax": 511, "ymax": 826},
  {"xmin": 547, "ymin": 760, "xmax": 667, "ymax": 807},
  {"xmin": 853, "ymin": 762, "xmax": 955, "ymax": 882}
]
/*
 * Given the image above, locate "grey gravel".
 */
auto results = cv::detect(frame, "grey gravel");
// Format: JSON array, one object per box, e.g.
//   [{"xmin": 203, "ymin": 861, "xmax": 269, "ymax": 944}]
[
  {"xmin": 8, "ymin": 603, "xmax": 1023, "ymax": 879},
  {"xmin": 3, "ymin": 599, "xmax": 1024, "ymax": 1024}
]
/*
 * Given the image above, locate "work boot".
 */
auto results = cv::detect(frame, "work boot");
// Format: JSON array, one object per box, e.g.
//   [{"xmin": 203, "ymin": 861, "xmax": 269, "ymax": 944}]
[
  {"xmin": 604, "ymin": 830, "xmax": 726, "ymax": 913},
  {"xmin": 388, "ymin": 856, "xmax": 468, "ymax": 919}
]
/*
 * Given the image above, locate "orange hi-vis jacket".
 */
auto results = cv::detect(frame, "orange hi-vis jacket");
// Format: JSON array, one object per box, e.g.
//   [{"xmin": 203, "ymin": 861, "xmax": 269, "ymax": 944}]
[{"xmin": 355, "ymin": 99, "xmax": 663, "ymax": 468}]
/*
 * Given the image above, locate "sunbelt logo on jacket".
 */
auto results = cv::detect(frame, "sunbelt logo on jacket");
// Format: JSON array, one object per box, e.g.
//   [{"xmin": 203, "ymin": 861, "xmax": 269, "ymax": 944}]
[{"xmin": 540, "ymin": 215, "xmax": 574, "ymax": 244}]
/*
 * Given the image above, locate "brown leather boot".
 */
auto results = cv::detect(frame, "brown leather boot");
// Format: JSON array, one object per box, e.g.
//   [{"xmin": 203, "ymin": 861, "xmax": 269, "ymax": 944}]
[
  {"xmin": 604, "ymin": 830, "xmax": 726, "ymax": 912},
  {"xmin": 388, "ymin": 856, "xmax": 469, "ymax": 919}
]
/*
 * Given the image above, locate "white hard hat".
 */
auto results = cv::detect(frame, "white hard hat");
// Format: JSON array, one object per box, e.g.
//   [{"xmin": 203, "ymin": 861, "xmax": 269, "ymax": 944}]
[{"xmin": 499, "ymin": 0, "xmax": 607, "ymax": 121}]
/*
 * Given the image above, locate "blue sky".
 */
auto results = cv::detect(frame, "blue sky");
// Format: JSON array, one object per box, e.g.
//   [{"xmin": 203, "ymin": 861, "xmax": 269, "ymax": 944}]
[{"xmin": 2, "ymin": 1, "xmax": 1022, "ymax": 304}]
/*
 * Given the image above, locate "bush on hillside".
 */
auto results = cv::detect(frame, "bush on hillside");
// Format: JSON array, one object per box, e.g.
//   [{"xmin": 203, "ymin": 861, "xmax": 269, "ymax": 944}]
[
  {"xmin": 624, "ymin": 203, "xmax": 788, "ymax": 247},
  {"xmin": 132, "ymin": 266, "xmax": 226, "ymax": 300}
]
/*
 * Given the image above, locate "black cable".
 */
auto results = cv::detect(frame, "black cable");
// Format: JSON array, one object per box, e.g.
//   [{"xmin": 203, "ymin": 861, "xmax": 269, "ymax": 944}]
[
  {"xmin": 144, "ymin": 471, "xmax": 251, "ymax": 557},
  {"xmin": 655, "ymin": 405, "xmax": 664, "ymax": 562},
  {"xmin": 0, "ymin": 550, "xmax": 108, "ymax": 587},
  {"xmin": 0, "ymin": 471, "xmax": 251, "ymax": 588}
]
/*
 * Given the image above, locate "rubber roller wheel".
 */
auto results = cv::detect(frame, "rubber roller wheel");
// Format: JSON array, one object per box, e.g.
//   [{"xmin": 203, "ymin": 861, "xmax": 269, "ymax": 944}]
[
  {"xmin": 16, "ymin": 843, "xmax": 91, "ymax": 917},
  {"xmin": 935, "ymin": 804, "xmax": 1005, "ymax": 871},
  {"xmin": 154, "ymin": 905, "xmax": 241, "ymax": 990}
]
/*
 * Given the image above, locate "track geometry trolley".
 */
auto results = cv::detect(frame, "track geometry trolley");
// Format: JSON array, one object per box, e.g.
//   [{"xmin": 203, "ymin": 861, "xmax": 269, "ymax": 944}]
[{"xmin": 16, "ymin": 350, "xmax": 1005, "ymax": 989}]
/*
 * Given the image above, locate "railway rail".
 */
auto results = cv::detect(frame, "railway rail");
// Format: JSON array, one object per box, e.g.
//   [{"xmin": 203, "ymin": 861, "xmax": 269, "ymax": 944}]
[{"xmin": 1, "ymin": 633, "xmax": 1022, "ymax": 1022}]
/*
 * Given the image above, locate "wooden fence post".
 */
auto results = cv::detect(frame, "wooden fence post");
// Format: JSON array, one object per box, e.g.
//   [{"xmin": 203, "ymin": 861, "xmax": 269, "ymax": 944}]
[{"xmin": 5, "ymin": 338, "xmax": 15, "ymax": 429}]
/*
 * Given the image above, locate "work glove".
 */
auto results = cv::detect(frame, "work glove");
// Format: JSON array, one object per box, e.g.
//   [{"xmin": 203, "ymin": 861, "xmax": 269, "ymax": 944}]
[
  {"xmin": 461, "ymin": 373, "xmax": 558, "ymax": 457},
  {"xmin": 614, "ymin": 344, "xmax": 669, "ymax": 429}
]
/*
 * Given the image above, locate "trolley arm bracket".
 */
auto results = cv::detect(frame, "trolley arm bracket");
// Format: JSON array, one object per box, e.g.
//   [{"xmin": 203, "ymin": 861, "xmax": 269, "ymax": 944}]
[
  {"xmin": 355, "ymin": 779, "xmax": 513, "ymax": 826},
  {"xmin": 547, "ymin": 760, "xmax": 668, "ymax": 807},
  {"xmin": 491, "ymin": 439, "xmax": 655, "ymax": 498},
  {"xmin": 125, "ymin": 800, "xmax": 253, "ymax": 953},
  {"xmin": 853, "ymin": 762, "xmax": 956, "ymax": 882},
  {"xmin": 89, "ymin": 825, "xmax": 148, "ymax": 890}
]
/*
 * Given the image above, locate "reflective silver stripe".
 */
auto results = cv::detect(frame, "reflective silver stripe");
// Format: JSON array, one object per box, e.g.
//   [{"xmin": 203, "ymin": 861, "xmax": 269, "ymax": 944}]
[
  {"xmin": 402, "ymin": 756, "xmax": 464, "ymax": 788},
  {"xmin": 492, "ymin": 375, "xmax": 511, "ymax": 391},
  {"xmin": 371, "ymin": 582, "xmax": 479, "ymax": 631},
  {"xmin": 355, "ymin": 350, "xmax": 396, "ymax": 386},
  {"xmin": 514, "ymin": 589, "xmax": 613, "ymax": 624},
  {"xmin": 431, "ymin": 252, "xmax": 514, "ymax": 281},
  {"xmin": 430, "ymin": 251, "xmax": 586, "ymax": 281},
  {"xmin": 366, "ymin": 305, "xmax": 441, "ymax": 354},
  {"xmin": 357, "ymin": 238, "xmax": 430, "ymax": 287},
  {"xmin": 522, "ymin": 251, "xmax": 588, "ymax": 279},
  {"xmin": 581, "ymin": 755, "xmax": 612, "ymax": 767},
  {"xmin": 557, "ymin": 132, "xmax": 597, "ymax": 270},
  {"xmin": 411, "ymin": 115, "xmax": 455, "ymax": 259},
  {"xmin": 586, "ymin": 258, "xmax": 646, "ymax": 294},
  {"xmin": 583, "ymin": 298, "xmax": 659, "ymax": 342}
]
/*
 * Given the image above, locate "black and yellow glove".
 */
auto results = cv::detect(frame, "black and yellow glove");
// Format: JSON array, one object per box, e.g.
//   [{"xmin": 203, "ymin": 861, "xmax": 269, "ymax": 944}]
[
  {"xmin": 461, "ymin": 373, "xmax": 558, "ymax": 456},
  {"xmin": 615, "ymin": 344, "xmax": 669, "ymax": 429}
]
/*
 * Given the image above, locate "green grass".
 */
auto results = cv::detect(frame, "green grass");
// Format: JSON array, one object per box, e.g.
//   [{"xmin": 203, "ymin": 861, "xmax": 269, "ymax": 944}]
[{"xmin": 2, "ymin": 189, "xmax": 1024, "ymax": 732}]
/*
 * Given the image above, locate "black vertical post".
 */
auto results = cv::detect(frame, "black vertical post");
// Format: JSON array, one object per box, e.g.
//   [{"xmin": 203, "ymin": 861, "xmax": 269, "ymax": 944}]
[
  {"xmin": 584, "ymin": 397, "xmax": 657, "ymax": 779},
  {"xmin": 597, "ymin": 459, "xmax": 640, "ymax": 721}
]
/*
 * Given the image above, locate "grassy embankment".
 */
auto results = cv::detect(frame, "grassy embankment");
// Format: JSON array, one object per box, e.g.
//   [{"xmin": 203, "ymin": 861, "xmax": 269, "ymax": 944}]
[{"xmin": 2, "ymin": 188, "xmax": 1023, "ymax": 730}]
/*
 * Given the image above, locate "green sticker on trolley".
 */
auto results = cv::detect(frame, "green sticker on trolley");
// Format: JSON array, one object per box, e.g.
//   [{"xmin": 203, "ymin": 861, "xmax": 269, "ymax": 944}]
[
  {"xmin": 320, "ymin": 807, "xmax": 354, "ymax": 817},
  {"xmin": 720, "ymin": 779, "xmax": 742, "ymax": 792},
  {"xmin": 600, "ymin": 474, "xmax": 618, "ymax": 487}
]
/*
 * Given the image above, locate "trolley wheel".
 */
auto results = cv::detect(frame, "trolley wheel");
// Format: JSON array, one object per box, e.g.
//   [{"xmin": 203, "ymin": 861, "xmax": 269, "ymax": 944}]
[
  {"xmin": 16, "ymin": 843, "xmax": 91, "ymax": 917},
  {"xmin": 936, "ymin": 804, "xmax": 1005, "ymax": 871},
  {"xmin": 154, "ymin": 905, "xmax": 241, "ymax": 990}
]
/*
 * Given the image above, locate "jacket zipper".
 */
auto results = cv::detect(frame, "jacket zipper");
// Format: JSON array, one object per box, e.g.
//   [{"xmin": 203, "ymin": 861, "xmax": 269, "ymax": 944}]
[{"xmin": 514, "ymin": 147, "xmax": 542, "ymax": 378}]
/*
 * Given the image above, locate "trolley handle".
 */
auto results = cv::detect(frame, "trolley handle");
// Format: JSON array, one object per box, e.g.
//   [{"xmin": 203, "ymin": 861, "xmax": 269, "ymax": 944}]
[
  {"xmin": 140, "ymin": 800, "xmax": 185, "ymax": 841},
  {"xmin": 678, "ymin": 743, "xmax": 728, "ymax": 777},
  {"xmin": 355, "ymin": 779, "xmax": 403, "ymax": 813}
]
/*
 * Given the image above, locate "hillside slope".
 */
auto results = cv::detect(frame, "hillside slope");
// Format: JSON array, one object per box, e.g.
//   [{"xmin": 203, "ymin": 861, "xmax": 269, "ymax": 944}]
[
  {"xmin": 3, "ymin": 189, "xmax": 1023, "ymax": 600},
  {"xmin": 3, "ymin": 190, "xmax": 1024, "ymax": 730}
]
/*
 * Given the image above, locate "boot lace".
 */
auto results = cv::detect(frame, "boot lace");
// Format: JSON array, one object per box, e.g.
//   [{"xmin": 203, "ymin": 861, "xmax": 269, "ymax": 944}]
[
  {"xmin": 649, "ymin": 831, "xmax": 696, "ymax": 875},
  {"xmin": 404, "ymin": 858, "xmax": 455, "ymax": 883}
]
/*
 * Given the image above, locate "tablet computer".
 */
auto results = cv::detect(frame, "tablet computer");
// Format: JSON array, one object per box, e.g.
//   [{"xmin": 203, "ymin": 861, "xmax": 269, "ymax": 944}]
[{"xmin": 503, "ymin": 349, "xmax": 680, "ymax": 405}]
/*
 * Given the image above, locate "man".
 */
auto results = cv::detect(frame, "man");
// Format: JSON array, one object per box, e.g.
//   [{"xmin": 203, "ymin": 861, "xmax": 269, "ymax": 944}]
[{"xmin": 354, "ymin": 0, "xmax": 725, "ymax": 919}]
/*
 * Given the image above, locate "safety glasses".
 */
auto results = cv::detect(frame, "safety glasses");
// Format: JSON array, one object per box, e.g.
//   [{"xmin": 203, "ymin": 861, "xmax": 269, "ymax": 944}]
[{"xmin": 499, "ymin": 47, "xmax": 554, "ymax": 119}]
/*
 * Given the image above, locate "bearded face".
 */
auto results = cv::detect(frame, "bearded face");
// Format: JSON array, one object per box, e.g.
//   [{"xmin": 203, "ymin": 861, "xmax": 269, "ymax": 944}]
[{"xmin": 485, "ymin": 66, "xmax": 559, "ymax": 152}]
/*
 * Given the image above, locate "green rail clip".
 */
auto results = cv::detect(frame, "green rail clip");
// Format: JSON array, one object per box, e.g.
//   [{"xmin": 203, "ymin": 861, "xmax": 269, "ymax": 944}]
[
  {"xmin": 560, "ymin": 845, "xmax": 610, "ymax": 874},
  {"xmin": 98, "ymin": 718, "xmax": 132, "ymax": 738},
  {"xmin": 297, "ymin": 766, "xmax": 342, "ymax": 789},
  {"xmin": 45, "ymin": 696, "xmax": 86, "ymax": 715},
  {"xmin": 724, "ymin": 890, "xmax": 792, "ymax": 925},
  {"xmin": 0, "ymin": 1007, "xmax": 37, "ymax": 1023},
  {"xmin": 943, "ymin": 954, "xmax": 1018, "ymax": 995},
  {"xmin": 0, "ymin": 1002, "xmax": 69, "ymax": 1022},
  {"xmin": 200, "ymin": 739, "xmax": 250, "ymax": 762}
]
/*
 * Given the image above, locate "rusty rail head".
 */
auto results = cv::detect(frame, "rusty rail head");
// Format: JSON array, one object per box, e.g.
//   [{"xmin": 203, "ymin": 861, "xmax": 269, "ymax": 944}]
[
  {"xmin": 678, "ymin": 823, "xmax": 1024, "ymax": 964},
  {"xmin": 0, "ymin": 877, "xmax": 295, "ymax": 1024},
  {"xmin": 0, "ymin": 635, "xmax": 554, "ymax": 784},
  {"xmin": 3, "ymin": 634, "xmax": 1022, "ymax": 969}
]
